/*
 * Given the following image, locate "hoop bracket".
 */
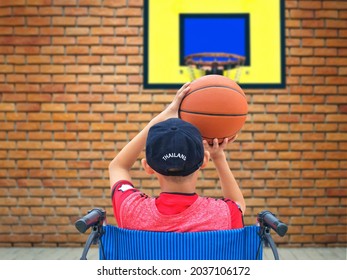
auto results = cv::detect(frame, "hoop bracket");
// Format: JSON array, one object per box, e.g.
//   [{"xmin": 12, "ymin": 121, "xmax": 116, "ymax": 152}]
[{"xmin": 184, "ymin": 52, "xmax": 246, "ymax": 82}]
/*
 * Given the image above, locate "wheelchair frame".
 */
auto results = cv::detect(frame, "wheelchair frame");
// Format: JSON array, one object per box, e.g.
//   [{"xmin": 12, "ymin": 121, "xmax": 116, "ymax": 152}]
[{"xmin": 76, "ymin": 208, "xmax": 287, "ymax": 260}]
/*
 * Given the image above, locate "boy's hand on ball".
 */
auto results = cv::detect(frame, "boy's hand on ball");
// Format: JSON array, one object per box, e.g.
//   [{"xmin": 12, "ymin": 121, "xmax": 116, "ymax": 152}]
[
  {"xmin": 203, "ymin": 138, "xmax": 228, "ymax": 161},
  {"xmin": 163, "ymin": 82, "xmax": 191, "ymax": 119},
  {"xmin": 203, "ymin": 134, "xmax": 237, "ymax": 161}
]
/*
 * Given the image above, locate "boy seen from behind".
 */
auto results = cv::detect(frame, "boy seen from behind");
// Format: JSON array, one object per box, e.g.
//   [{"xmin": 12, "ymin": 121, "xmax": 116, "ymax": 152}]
[{"xmin": 108, "ymin": 82, "xmax": 245, "ymax": 232}]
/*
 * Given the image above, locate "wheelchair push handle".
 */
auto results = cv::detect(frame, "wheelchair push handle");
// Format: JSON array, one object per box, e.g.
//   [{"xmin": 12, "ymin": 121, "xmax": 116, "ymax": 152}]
[
  {"xmin": 75, "ymin": 208, "xmax": 106, "ymax": 233},
  {"xmin": 257, "ymin": 210, "xmax": 288, "ymax": 237}
]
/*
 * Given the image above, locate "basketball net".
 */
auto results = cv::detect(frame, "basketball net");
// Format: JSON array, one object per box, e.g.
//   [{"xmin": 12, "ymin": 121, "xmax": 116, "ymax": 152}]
[{"xmin": 185, "ymin": 52, "xmax": 246, "ymax": 82}]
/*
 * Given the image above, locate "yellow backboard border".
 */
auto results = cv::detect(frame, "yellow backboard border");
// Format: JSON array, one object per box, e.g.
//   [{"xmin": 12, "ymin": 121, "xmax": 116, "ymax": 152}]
[{"xmin": 143, "ymin": 0, "xmax": 285, "ymax": 89}]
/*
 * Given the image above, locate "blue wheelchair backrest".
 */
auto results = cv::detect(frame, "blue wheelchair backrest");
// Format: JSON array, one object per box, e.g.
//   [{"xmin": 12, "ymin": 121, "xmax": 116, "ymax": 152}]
[{"xmin": 99, "ymin": 225, "xmax": 262, "ymax": 260}]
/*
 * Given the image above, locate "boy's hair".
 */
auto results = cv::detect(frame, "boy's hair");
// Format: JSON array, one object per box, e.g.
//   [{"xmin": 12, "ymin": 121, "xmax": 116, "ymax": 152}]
[{"xmin": 146, "ymin": 118, "xmax": 204, "ymax": 176}]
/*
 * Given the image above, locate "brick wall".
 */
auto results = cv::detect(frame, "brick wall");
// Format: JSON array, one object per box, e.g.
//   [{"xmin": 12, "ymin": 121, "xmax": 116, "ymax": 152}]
[{"xmin": 0, "ymin": 0, "xmax": 346, "ymax": 248}]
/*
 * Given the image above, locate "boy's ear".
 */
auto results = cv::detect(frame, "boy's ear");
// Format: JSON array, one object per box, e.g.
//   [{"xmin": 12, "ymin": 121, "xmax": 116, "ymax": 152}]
[
  {"xmin": 141, "ymin": 158, "xmax": 155, "ymax": 174},
  {"xmin": 200, "ymin": 151, "xmax": 210, "ymax": 169}
]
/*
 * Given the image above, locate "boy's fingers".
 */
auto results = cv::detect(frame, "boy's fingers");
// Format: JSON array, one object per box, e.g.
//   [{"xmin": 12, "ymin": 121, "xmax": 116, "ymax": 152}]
[
  {"xmin": 182, "ymin": 81, "xmax": 191, "ymax": 88},
  {"xmin": 179, "ymin": 82, "xmax": 190, "ymax": 91},
  {"xmin": 181, "ymin": 86, "xmax": 190, "ymax": 96},
  {"xmin": 220, "ymin": 138, "xmax": 228, "ymax": 149},
  {"xmin": 203, "ymin": 139, "xmax": 211, "ymax": 148},
  {"xmin": 179, "ymin": 83, "xmax": 190, "ymax": 95},
  {"xmin": 174, "ymin": 83, "xmax": 191, "ymax": 105},
  {"xmin": 203, "ymin": 139, "xmax": 213, "ymax": 151},
  {"xmin": 213, "ymin": 138, "xmax": 219, "ymax": 148}
]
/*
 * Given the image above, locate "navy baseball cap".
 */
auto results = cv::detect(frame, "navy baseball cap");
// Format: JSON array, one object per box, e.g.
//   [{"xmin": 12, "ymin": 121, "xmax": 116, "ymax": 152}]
[{"xmin": 146, "ymin": 118, "xmax": 204, "ymax": 176}]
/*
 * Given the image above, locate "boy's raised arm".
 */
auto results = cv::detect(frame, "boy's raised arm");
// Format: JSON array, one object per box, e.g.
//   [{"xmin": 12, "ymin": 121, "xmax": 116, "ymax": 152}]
[
  {"xmin": 203, "ymin": 138, "xmax": 246, "ymax": 214},
  {"xmin": 108, "ymin": 83, "xmax": 191, "ymax": 189}
]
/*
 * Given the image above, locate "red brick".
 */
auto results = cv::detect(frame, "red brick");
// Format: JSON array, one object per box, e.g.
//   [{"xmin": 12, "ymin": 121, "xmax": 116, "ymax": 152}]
[
  {"xmin": 290, "ymin": 9, "xmax": 314, "ymax": 18},
  {"xmin": 290, "ymin": 66, "xmax": 313, "ymax": 75},
  {"xmin": 327, "ymin": 189, "xmax": 347, "ymax": 197},
  {"xmin": 297, "ymin": 1, "xmax": 321, "ymax": 9},
  {"xmin": 326, "ymin": 19, "xmax": 347, "ymax": 28},
  {"xmin": 302, "ymin": 19, "xmax": 325, "ymax": 28},
  {"xmin": 115, "ymin": 27, "xmax": 139, "ymax": 36},
  {"xmin": 292, "ymin": 198, "xmax": 316, "ymax": 207},
  {"xmin": 103, "ymin": 17, "xmax": 126, "ymax": 26},
  {"xmin": 0, "ymin": 36, "xmax": 50, "ymax": 45},
  {"xmin": 319, "ymin": 25, "xmax": 339, "ymax": 36},
  {"xmin": 16, "ymin": 103, "xmax": 41, "ymax": 112},
  {"xmin": 116, "ymin": 7, "xmax": 142, "ymax": 17},
  {"xmin": 292, "ymin": 161, "xmax": 314, "ymax": 169}
]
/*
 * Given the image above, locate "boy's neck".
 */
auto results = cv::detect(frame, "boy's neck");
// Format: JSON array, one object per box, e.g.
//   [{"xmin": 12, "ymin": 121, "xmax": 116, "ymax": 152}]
[
  {"xmin": 156, "ymin": 173, "xmax": 198, "ymax": 194},
  {"xmin": 161, "ymin": 184, "xmax": 195, "ymax": 194}
]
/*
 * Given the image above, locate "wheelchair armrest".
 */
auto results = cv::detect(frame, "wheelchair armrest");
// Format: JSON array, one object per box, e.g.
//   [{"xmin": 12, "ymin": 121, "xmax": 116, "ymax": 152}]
[
  {"xmin": 75, "ymin": 208, "xmax": 106, "ymax": 233},
  {"xmin": 257, "ymin": 210, "xmax": 288, "ymax": 237}
]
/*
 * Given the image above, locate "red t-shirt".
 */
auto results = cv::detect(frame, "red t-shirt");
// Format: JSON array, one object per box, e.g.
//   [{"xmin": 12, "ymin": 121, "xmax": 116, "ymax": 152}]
[{"xmin": 111, "ymin": 180, "xmax": 244, "ymax": 230}]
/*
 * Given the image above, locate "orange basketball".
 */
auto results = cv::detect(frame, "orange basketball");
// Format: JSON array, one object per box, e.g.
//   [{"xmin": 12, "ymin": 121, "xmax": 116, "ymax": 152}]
[{"xmin": 178, "ymin": 75, "xmax": 248, "ymax": 144}]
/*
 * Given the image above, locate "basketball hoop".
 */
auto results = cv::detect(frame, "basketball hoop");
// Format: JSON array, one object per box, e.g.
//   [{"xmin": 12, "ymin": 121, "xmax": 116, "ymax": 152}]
[{"xmin": 184, "ymin": 52, "xmax": 246, "ymax": 82}]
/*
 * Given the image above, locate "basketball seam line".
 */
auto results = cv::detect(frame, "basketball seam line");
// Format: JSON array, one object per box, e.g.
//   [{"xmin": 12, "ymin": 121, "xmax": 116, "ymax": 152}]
[
  {"xmin": 180, "ymin": 110, "xmax": 247, "ymax": 117},
  {"xmin": 186, "ymin": 85, "xmax": 246, "ymax": 98}
]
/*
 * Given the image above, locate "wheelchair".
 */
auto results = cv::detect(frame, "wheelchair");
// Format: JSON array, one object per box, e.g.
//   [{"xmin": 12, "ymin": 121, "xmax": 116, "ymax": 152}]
[{"xmin": 75, "ymin": 208, "xmax": 288, "ymax": 260}]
